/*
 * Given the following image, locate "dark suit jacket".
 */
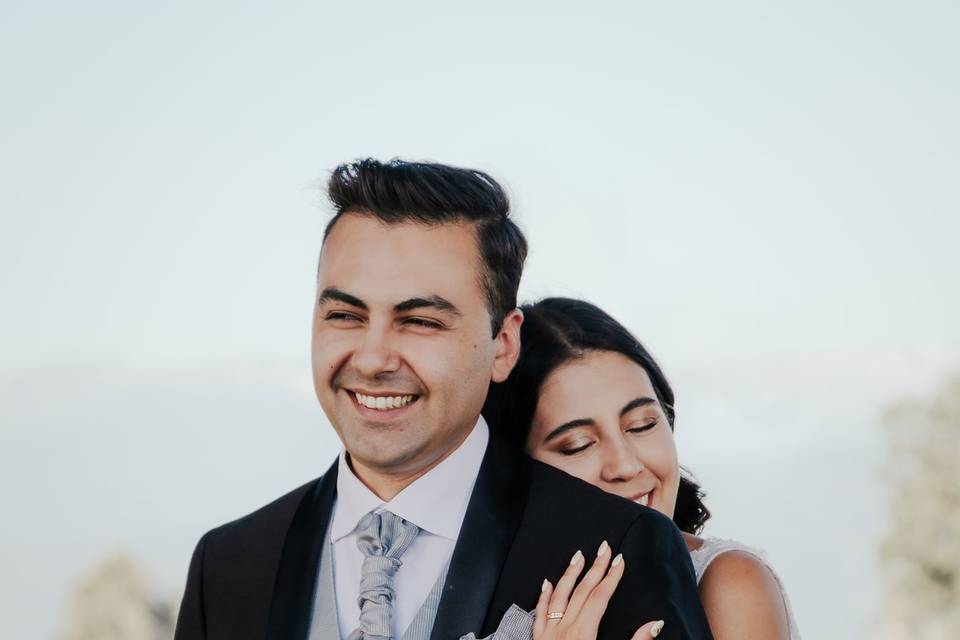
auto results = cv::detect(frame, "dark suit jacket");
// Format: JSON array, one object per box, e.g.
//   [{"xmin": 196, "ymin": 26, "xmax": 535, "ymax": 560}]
[{"xmin": 175, "ymin": 434, "xmax": 712, "ymax": 640}]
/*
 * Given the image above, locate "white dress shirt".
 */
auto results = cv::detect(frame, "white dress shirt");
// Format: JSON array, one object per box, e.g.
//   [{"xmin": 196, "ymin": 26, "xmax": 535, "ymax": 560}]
[{"xmin": 329, "ymin": 417, "xmax": 489, "ymax": 639}]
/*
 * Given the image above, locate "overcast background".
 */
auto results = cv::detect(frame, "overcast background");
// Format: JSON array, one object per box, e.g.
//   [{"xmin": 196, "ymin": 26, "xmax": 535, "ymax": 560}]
[{"xmin": 2, "ymin": 1, "xmax": 958, "ymax": 638}]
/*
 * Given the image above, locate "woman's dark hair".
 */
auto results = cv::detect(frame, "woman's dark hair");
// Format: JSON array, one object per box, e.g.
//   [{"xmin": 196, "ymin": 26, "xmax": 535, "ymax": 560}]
[
  {"xmin": 482, "ymin": 297, "xmax": 711, "ymax": 534},
  {"xmin": 324, "ymin": 158, "xmax": 527, "ymax": 336}
]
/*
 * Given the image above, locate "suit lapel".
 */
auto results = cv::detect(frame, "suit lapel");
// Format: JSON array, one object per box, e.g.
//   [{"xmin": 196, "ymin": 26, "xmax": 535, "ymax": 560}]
[
  {"xmin": 267, "ymin": 460, "xmax": 338, "ymax": 640},
  {"xmin": 429, "ymin": 434, "xmax": 530, "ymax": 640}
]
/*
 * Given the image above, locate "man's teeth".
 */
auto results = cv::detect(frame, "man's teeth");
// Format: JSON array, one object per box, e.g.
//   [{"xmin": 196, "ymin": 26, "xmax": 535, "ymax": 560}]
[
  {"xmin": 354, "ymin": 393, "xmax": 415, "ymax": 410},
  {"xmin": 635, "ymin": 493, "xmax": 650, "ymax": 507}
]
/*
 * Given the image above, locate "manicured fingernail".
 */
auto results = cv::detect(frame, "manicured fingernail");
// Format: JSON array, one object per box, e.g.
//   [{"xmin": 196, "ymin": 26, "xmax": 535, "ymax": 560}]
[
  {"xmin": 570, "ymin": 550, "xmax": 583, "ymax": 565},
  {"xmin": 611, "ymin": 553, "xmax": 623, "ymax": 567},
  {"xmin": 541, "ymin": 579, "xmax": 550, "ymax": 592},
  {"xmin": 597, "ymin": 540, "xmax": 609, "ymax": 557},
  {"xmin": 651, "ymin": 620, "xmax": 665, "ymax": 637}
]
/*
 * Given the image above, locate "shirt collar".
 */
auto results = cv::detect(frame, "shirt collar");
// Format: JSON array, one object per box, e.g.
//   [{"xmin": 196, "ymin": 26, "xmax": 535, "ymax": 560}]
[{"xmin": 330, "ymin": 416, "xmax": 489, "ymax": 542}]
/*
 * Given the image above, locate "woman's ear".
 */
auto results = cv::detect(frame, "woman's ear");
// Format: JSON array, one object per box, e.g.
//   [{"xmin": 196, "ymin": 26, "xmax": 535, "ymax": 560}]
[{"xmin": 491, "ymin": 308, "xmax": 523, "ymax": 383}]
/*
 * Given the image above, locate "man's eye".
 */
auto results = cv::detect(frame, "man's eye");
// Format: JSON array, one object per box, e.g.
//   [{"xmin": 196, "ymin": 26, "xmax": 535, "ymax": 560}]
[
  {"xmin": 627, "ymin": 421, "xmax": 657, "ymax": 434},
  {"xmin": 403, "ymin": 317, "xmax": 443, "ymax": 329},
  {"xmin": 325, "ymin": 312, "xmax": 361, "ymax": 322}
]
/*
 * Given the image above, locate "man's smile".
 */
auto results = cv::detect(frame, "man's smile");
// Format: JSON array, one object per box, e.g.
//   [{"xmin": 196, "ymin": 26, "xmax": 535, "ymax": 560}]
[
  {"xmin": 354, "ymin": 392, "xmax": 416, "ymax": 410},
  {"xmin": 343, "ymin": 388, "xmax": 422, "ymax": 420}
]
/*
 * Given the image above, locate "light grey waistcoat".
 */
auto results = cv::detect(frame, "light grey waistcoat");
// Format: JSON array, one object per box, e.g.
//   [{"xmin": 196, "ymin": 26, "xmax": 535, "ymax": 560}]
[{"xmin": 308, "ymin": 537, "xmax": 451, "ymax": 640}]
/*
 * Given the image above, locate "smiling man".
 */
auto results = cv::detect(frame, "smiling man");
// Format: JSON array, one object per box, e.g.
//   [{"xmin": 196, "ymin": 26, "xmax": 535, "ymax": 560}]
[
  {"xmin": 313, "ymin": 215, "xmax": 517, "ymax": 500},
  {"xmin": 174, "ymin": 159, "xmax": 712, "ymax": 640}
]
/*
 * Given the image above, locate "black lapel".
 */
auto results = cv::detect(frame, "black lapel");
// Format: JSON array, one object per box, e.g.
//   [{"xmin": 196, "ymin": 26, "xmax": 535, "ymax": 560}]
[
  {"xmin": 429, "ymin": 433, "xmax": 531, "ymax": 640},
  {"xmin": 266, "ymin": 460, "xmax": 338, "ymax": 640}
]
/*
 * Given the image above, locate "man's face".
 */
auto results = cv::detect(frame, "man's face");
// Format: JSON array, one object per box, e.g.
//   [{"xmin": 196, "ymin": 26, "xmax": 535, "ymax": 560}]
[{"xmin": 312, "ymin": 213, "xmax": 519, "ymax": 482}]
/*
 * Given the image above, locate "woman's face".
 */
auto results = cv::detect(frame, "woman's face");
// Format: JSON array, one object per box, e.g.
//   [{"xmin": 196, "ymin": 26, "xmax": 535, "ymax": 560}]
[{"xmin": 526, "ymin": 350, "xmax": 680, "ymax": 518}]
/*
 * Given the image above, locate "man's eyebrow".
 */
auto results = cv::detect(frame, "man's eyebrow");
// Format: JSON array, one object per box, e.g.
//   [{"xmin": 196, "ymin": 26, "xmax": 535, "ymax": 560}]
[
  {"xmin": 317, "ymin": 287, "xmax": 367, "ymax": 310},
  {"xmin": 543, "ymin": 418, "xmax": 594, "ymax": 443},
  {"xmin": 393, "ymin": 296, "xmax": 462, "ymax": 316},
  {"xmin": 620, "ymin": 397, "xmax": 657, "ymax": 417}
]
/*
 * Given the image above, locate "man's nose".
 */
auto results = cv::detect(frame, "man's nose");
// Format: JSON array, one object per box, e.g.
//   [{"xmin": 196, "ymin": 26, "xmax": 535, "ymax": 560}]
[
  {"xmin": 600, "ymin": 439, "xmax": 645, "ymax": 483},
  {"xmin": 350, "ymin": 322, "xmax": 401, "ymax": 377}
]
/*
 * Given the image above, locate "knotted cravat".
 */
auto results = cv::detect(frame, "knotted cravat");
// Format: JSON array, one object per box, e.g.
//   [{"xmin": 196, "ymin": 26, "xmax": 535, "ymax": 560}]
[{"xmin": 347, "ymin": 510, "xmax": 420, "ymax": 640}]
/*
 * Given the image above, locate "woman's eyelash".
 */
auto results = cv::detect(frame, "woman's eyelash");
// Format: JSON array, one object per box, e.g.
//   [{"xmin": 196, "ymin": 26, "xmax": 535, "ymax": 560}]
[
  {"xmin": 627, "ymin": 421, "xmax": 657, "ymax": 433},
  {"xmin": 556, "ymin": 421, "xmax": 657, "ymax": 455},
  {"xmin": 559, "ymin": 442, "xmax": 594, "ymax": 456}
]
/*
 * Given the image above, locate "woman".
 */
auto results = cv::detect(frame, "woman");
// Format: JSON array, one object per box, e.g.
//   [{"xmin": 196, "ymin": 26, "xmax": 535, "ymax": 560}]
[{"xmin": 481, "ymin": 297, "xmax": 801, "ymax": 640}]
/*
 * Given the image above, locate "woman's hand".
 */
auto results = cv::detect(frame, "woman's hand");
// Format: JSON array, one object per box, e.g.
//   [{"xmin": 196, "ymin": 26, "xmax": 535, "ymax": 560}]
[{"xmin": 532, "ymin": 541, "xmax": 665, "ymax": 640}]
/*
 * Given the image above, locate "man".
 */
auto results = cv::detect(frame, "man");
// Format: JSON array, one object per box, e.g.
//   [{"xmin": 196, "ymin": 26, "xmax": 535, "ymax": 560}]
[{"xmin": 174, "ymin": 159, "xmax": 711, "ymax": 640}]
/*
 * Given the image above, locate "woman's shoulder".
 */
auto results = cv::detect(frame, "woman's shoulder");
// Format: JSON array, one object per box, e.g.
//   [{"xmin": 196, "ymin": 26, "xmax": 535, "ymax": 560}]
[
  {"xmin": 698, "ymin": 544, "xmax": 780, "ymax": 594},
  {"xmin": 688, "ymin": 536, "xmax": 775, "ymax": 578},
  {"xmin": 694, "ymin": 538, "xmax": 796, "ymax": 639}
]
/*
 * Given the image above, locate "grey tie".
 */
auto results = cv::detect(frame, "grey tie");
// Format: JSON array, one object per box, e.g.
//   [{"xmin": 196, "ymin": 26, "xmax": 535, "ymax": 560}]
[{"xmin": 347, "ymin": 510, "xmax": 420, "ymax": 640}]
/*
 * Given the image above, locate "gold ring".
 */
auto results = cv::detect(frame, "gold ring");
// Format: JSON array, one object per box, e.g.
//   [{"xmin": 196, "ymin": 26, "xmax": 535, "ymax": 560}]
[{"xmin": 546, "ymin": 611, "xmax": 564, "ymax": 620}]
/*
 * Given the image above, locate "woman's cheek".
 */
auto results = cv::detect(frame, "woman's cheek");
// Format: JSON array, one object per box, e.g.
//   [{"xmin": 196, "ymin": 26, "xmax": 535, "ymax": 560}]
[
  {"xmin": 650, "ymin": 430, "xmax": 680, "ymax": 481},
  {"xmin": 554, "ymin": 452, "xmax": 597, "ymax": 483}
]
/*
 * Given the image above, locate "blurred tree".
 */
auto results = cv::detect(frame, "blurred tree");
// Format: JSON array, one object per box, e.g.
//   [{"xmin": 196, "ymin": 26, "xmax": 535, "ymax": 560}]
[
  {"xmin": 878, "ymin": 375, "xmax": 960, "ymax": 639},
  {"xmin": 57, "ymin": 552, "xmax": 177, "ymax": 640}
]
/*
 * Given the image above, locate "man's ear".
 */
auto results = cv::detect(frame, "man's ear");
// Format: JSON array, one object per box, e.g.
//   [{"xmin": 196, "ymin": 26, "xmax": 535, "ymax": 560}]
[{"xmin": 491, "ymin": 308, "xmax": 523, "ymax": 383}]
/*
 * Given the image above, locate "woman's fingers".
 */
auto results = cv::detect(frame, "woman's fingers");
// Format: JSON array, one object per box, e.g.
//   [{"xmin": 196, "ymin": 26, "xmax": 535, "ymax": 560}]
[
  {"xmin": 534, "ymin": 549, "xmax": 665, "ymax": 640},
  {"xmin": 545, "ymin": 548, "xmax": 586, "ymax": 624},
  {"xmin": 630, "ymin": 620, "xmax": 666, "ymax": 639},
  {"xmin": 563, "ymin": 540, "xmax": 613, "ymax": 620},
  {"xmin": 533, "ymin": 579, "xmax": 553, "ymax": 640},
  {"xmin": 575, "ymin": 552, "xmax": 627, "ymax": 627}
]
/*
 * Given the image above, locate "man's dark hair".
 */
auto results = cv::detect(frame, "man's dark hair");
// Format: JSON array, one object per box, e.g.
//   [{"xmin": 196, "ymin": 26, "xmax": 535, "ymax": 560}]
[
  {"xmin": 482, "ymin": 297, "xmax": 711, "ymax": 534},
  {"xmin": 324, "ymin": 158, "xmax": 527, "ymax": 336}
]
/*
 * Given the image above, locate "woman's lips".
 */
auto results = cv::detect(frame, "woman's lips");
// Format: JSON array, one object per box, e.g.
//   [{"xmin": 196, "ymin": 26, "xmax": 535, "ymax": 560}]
[{"xmin": 632, "ymin": 490, "xmax": 653, "ymax": 507}]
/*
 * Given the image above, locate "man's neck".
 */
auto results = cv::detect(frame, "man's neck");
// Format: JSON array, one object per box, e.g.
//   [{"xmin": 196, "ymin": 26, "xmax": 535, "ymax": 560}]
[{"xmin": 346, "ymin": 428, "xmax": 475, "ymax": 502}]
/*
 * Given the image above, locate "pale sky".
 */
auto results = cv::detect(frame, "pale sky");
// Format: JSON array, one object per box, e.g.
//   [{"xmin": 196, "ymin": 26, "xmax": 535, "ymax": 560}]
[{"xmin": 1, "ymin": 1, "xmax": 958, "ymax": 638}]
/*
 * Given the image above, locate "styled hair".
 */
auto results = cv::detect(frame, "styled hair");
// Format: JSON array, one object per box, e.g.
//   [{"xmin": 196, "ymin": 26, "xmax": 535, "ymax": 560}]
[
  {"xmin": 482, "ymin": 297, "xmax": 711, "ymax": 534},
  {"xmin": 324, "ymin": 158, "xmax": 527, "ymax": 335}
]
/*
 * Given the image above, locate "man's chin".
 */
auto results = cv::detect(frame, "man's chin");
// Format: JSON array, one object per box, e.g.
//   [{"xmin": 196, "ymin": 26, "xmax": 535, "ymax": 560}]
[{"xmin": 343, "ymin": 435, "xmax": 431, "ymax": 475}]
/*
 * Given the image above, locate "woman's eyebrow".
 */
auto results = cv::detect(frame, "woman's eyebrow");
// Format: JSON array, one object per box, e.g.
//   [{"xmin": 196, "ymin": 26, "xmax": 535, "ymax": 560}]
[
  {"xmin": 620, "ymin": 397, "xmax": 657, "ymax": 417},
  {"xmin": 544, "ymin": 418, "xmax": 594, "ymax": 443}
]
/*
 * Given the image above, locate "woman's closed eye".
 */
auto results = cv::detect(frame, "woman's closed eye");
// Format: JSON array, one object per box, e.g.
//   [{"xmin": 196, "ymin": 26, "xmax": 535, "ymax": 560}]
[
  {"xmin": 626, "ymin": 420, "xmax": 658, "ymax": 434},
  {"xmin": 557, "ymin": 439, "xmax": 595, "ymax": 456}
]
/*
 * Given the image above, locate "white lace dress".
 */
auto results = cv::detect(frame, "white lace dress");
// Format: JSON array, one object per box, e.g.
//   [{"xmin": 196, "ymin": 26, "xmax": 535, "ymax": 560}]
[
  {"xmin": 690, "ymin": 537, "xmax": 801, "ymax": 639},
  {"xmin": 463, "ymin": 537, "xmax": 802, "ymax": 640}
]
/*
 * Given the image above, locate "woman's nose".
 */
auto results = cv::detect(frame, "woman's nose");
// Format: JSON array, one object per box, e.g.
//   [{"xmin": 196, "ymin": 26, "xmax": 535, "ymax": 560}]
[{"xmin": 600, "ymin": 440, "xmax": 645, "ymax": 483}]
